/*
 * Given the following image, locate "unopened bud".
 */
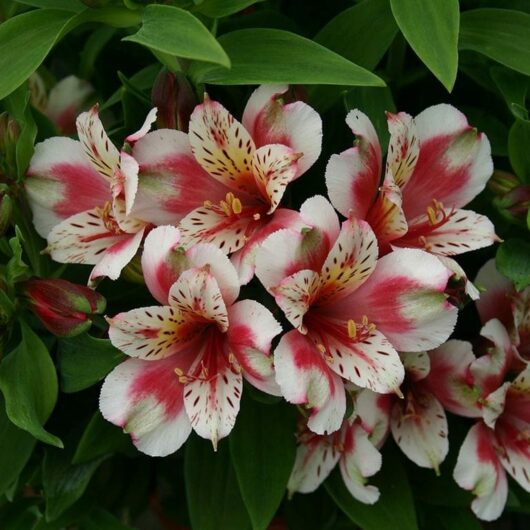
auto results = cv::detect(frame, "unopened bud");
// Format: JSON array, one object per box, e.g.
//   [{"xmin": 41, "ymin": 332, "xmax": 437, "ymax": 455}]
[
  {"xmin": 494, "ymin": 184, "xmax": 530, "ymax": 225},
  {"xmin": 21, "ymin": 278, "xmax": 106, "ymax": 337},
  {"xmin": 0, "ymin": 193, "xmax": 12, "ymax": 235},
  {"xmin": 151, "ymin": 70, "xmax": 196, "ymax": 132},
  {"xmin": 0, "ymin": 113, "xmax": 20, "ymax": 179},
  {"xmin": 488, "ymin": 170, "xmax": 519, "ymax": 196}
]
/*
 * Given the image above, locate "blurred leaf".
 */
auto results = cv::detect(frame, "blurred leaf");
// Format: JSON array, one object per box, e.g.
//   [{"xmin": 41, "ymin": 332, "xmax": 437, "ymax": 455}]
[
  {"xmin": 57, "ymin": 333, "xmax": 125, "ymax": 393},
  {"xmin": 124, "ymin": 5, "xmax": 230, "ymax": 67},
  {"xmin": 185, "ymin": 436, "xmax": 251, "ymax": 530},
  {"xmin": 460, "ymin": 9, "xmax": 530, "ymax": 76},
  {"xmin": 462, "ymin": 105, "xmax": 508, "ymax": 157},
  {"xmin": 509, "ymin": 119, "xmax": 530, "ymax": 183},
  {"xmin": 79, "ymin": 26, "xmax": 117, "ymax": 79},
  {"xmin": 196, "ymin": 0, "xmax": 263, "ymax": 18},
  {"xmin": 73, "ymin": 411, "xmax": 133, "ymax": 465},
  {"xmin": 325, "ymin": 444, "xmax": 418, "ymax": 530},
  {"xmin": 390, "ymin": 0, "xmax": 459, "ymax": 91},
  {"xmin": 81, "ymin": 508, "xmax": 133, "ymax": 530},
  {"xmin": 15, "ymin": 0, "xmax": 85, "ymax": 10},
  {"xmin": 491, "ymin": 67, "xmax": 529, "ymax": 119},
  {"xmin": 0, "ymin": 9, "xmax": 76, "ymax": 99},
  {"xmin": 433, "ymin": 507, "xmax": 483, "ymax": 530},
  {"xmin": 0, "ymin": 500, "xmax": 40, "ymax": 530},
  {"xmin": 0, "ymin": 321, "xmax": 62, "ymax": 447},
  {"xmin": 0, "ymin": 394, "xmax": 37, "ymax": 496},
  {"xmin": 230, "ymin": 399, "xmax": 297, "ymax": 530},
  {"xmin": 285, "ymin": 489, "xmax": 338, "ymax": 530},
  {"xmin": 190, "ymin": 29, "xmax": 385, "ymax": 86},
  {"xmin": 496, "ymin": 238, "xmax": 530, "ymax": 291},
  {"xmin": 43, "ymin": 448, "xmax": 104, "ymax": 521},
  {"xmin": 5, "ymin": 228, "xmax": 31, "ymax": 285}
]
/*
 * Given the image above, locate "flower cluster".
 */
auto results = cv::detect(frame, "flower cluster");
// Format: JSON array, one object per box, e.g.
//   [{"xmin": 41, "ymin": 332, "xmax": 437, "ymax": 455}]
[{"xmin": 26, "ymin": 84, "xmax": 515, "ymax": 519}]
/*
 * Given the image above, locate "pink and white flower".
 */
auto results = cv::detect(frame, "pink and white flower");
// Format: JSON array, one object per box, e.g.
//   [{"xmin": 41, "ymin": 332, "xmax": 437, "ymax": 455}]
[
  {"xmin": 255, "ymin": 195, "xmax": 458, "ymax": 434},
  {"xmin": 325, "ymin": 105, "xmax": 497, "ymax": 256},
  {"xmin": 26, "ymin": 105, "xmax": 157, "ymax": 284},
  {"xmin": 99, "ymin": 226, "xmax": 282, "ymax": 456},
  {"xmin": 132, "ymin": 84, "xmax": 322, "ymax": 283}
]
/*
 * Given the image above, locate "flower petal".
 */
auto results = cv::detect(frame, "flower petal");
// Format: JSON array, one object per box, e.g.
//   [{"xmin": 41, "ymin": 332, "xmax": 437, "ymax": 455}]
[
  {"xmin": 242, "ymin": 84, "xmax": 322, "ymax": 176},
  {"xmin": 118, "ymin": 151, "xmax": 139, "ymax": 216},
  {"xmin": 275, "ymin": 330, "xmax": 346, "ymax": 434},
  {"xmin": 125, "ymin": 107, "xmax": 158, "ymax": 143},
  {"xmin": 325, "ymin": 109, "xmax": 382, "ymax": 218},
  {"xmin": 26, "ymin": 137, "xmax": 110, "ymax": 237},
  {"xmin": 454, "ymin": 422, "xmax": 508, "ymax": 522},
  {"xmin": 133, "ymin": 129, "xmax": 228, "ymax": 225},
  {"xmin": 227, "ymin": 299, "xmax": 282, "ymax": 395},
  {"xmin": 402, "ymin": 104, "xmax": 493, "ymax": 219},
  {"xmin": 354, "ymin": 390, "xmax": 392, "ymax": 448},
  {"xmin": 99, "ymin": 357, "xmax": 193, "ymax": 456},
  {"xmin": 188, "ymin": 97, "xmax": 257, "ymax": 194},
  {"xmin": 401, "ymin": 350, "xmax": 430, "ymax": 382},
  {"xmin": 391, "ymin": 388, "xmax": 448, "ymax": 471}
]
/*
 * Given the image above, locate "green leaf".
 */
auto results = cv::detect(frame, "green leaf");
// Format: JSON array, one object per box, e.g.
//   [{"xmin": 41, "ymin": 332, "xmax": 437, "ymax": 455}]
[
  {"xmin": 81, "ymin": 508, "xmax": 133, "ymax": 530},
  {"xmin": 509, "ymin": 119, "xmax": 530, "ymax": 183},
  {"xmin": 0, "ymin": 394, "xmax": 37, "ymax": 496},
  {"xmin": 390, "ymin": 0, "xmax": 459, "ymax": 91},
  {"xmin": 190, "ymin": 29, "xmax": 385, "ymax": 87},
  {"xmin": 496, "ymin": 238, "xmax": 530, "ymax": 291},
  {"xmin": 325, "ymin": 444, "xmax": 418, "ymax": 530},
  {"xmin": 185, "ymin": 436, "xmax": 251, "ymax": 530},
  {"xmin": 0, "ymin": 9, "xmax": 76, "ymax": 99},
  {"xmin": 460, "ymin": 9, "xmax": 530, "ymax": 77},
  {"xmin": 15, "ymin": 0, "xmax": 85, "ymax": 11},
  {"xmin": 73, "ymin": 412, "xmax": 133, "ymax": 465},
  {"xmin": 57, "ymin": 333, "xmax": 125, "ymax": 393},
  {"xmin": 43, "ymin": 448, "xmax": 104, "ymax": 521},
  {"xmin": 5, "ymin": 228, "xmax": 31, "ymax": 285},
  {"xmin": 0, "ymin": 321, "xmax": 62, "ymax": 447},
  {"xmin": 123, "ymin": 5, "xmax": 230, "ymax": 67},
  {"xmin": 230, "ymin": 399, "xmax": 296, "ymax": 530},
  {"xmin": 491, "ymin": 67, "xmax": 529, "ymax": 119},
  {"xmin": 196, "ymin": 0, "xmax": 263, "ymax": 18}
]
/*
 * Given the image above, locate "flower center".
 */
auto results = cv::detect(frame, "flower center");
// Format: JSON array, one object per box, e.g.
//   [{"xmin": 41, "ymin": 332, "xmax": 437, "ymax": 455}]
[{"xmin": 95, "ymin": 201, "xmax": 122, "ymax": 234}]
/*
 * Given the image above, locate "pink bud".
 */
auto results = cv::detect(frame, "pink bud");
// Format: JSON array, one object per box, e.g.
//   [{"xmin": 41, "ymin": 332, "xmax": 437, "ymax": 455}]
[
  {"xmin": 22, "ymin": 278, "xmax": 106, "ymax": 337},
  {"xmin": 494, "ymin": 184, "xmax": 530, "ymax": 224}
]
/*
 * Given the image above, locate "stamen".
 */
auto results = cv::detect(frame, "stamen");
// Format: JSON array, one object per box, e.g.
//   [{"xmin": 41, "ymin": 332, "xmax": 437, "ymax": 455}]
[
  {"xmin": 347, "ymin": 319, "xmax": 357, "ymax": 339},
  {"xmin": 427, "ymin": 206, "xmax": 437, "ymax": 225},
  {"xmin": 232, "ymin": 198, "xmax": 242, "ymax": 214}
]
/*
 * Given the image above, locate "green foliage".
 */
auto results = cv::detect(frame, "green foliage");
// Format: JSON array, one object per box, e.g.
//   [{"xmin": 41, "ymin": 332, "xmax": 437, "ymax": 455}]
[{"xmin": 496, "ymin": 238, "xmax": 530, "ymax": 291}]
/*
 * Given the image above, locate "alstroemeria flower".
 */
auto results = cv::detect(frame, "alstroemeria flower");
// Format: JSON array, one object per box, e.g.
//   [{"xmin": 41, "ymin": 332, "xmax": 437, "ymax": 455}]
[
  {"xmin": 100, "ymin": 226, "xmax": 282, "ymax": 456},
  {"xmin": 424, "ymin": 319, "xmax": 529, "ymax": 521},
  {"xmin": 26, "ymin": 106, "xmax": 157, "ymax": 284},
  {"xmin": 325, "ymin": 105, "xmax": 497, "ymax": 256},
  {"xmin": 288, "ymin": 389, "xmax": 391, "ymax": 504},
  {"xmin": 475, "ymin": 259, "xmax": 530, "ymax": 361},
  {"xmin": 256, "ymin": 196, "xmax": 458, "ymax": 434},
  {"xmin": 131, "ymin": 84, "xmax": 322, "ymax": 283}
]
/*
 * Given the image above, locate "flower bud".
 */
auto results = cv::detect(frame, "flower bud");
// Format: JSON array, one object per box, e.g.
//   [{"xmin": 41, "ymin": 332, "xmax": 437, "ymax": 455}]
[
  {"xmin": 0, "ymin": 192, "xmax": 12, "ymax": 235},
  {"xmin": 0, "ymin": 112, "xmax": 20, "ymax": 179},
  {"xmin": 488, "ymin": 170, "xmax": 519, "ymax": 196},
  {"xmin": 151, "ymin": 70, "xmax": 196, "ymax": 132},
  {"xmin": 22, "ymin": 278, "xmax": 106, "ymax": 337},
  {"xmin": 494, "ymin": 184, "xmax": 530, "ymax": 225}
]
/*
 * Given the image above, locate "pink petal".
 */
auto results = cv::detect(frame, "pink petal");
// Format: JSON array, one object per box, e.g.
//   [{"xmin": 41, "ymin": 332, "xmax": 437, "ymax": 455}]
[
  {"xmin": 26, "ymin": 137, "xmax": 111, "ymax": 237},
  {"xmin": 454, "ymin": 422, "xmax": 508, "ymax": 521},
  {"xmin": 99, "ymin": 356, "xmax": 193, "ymax": 456},
  {"xmin": 402, "ymin": 104, "xmax": 493, "ymax": 220},
  {"xmin": 340, "ymin": 423, "xmax": 382, "ymax": 504},
  {"xmin": 330, "ymin": 248, "xmax": 457, "ymax": 352},
  {"xmin": 325, "ymin": 109, "xmax": 382, "ymax": 219},
  {"xmin": 354, "ymin": 390, "xmax": 392, "ymax": 448},
  {"xmin": 125, "ymin": 107, "xmax": 158, "ymax": 143},
  {"xmin": 274, "ymin": 330, "xmax": 346, "ymax": 434},
  {"xmin": 299, "ymin": 195, "xmax": 341, "ymax": 245},
  {"xmin": 401, "ymin": 351, "xmax": 430, "ymax": 382},
  {"xmin": 76, "ymin": 105, "xmax": 120, "ymax": 181},
  {"xmin": 118, "ymin": 152, "xmax": 139, "ymax": 216},
  {"xmin": 242, "ymin": 84, "xmax": 322, "ymax": 177},
  {"xmin": 391, "ymin": 388, "xmax": 448, "ymax": 471},
  {"xmin": 227, "ymin": 299, "xmax": 282, "ymax": 395},
  {"xmin": 132, "ymin": 129, "xmax": 227, "ymax": 225},
  {"xmin": 89, "ymin": 227, "xmax": 145, "ymax": 284},
  {"xmin": 188, "ymin": 97, "xmax": 258, "ymax": 195}
]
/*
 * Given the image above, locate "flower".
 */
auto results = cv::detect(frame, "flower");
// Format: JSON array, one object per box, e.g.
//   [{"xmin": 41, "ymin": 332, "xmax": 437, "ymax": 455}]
[
  {"xmin": 325, "ymin": 105, "xmax": 497, "ymax": 256},
  {"xmin": 25, "ymin": 105, "xmax": 157, "ymax": 284},
  {"xmin": 132, "ymin": 84, "xmax": 322, "ymax": 284},
  {"xmin": 99, "ymin": 226, "xmax": 282, "ymax": 455},
  {"xmin": 22, "ymin": 277, "xmax": 106, "ymax": 336},
  {"xmin": 255, "ymin": 195, "xmax": 458, "ymax": 434}
]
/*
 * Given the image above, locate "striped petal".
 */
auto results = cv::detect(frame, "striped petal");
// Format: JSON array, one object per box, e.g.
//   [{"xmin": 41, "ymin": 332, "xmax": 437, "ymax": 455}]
[{"xmin": 125, "ymin": 107, "xmax": 157, "ymax": 144}]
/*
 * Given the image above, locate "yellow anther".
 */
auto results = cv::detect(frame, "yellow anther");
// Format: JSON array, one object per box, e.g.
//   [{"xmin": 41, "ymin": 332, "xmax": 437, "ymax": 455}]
[
  {"xmin": 427, "ymin": 206, "xmax": 438, "ymax": 225},
  {"xmin": 347, "ymin": 319, "xmax": 357, "ymax": 339},
  {"xmin": 220, "ymin": 200, "xmax": 231, "ymax": 216},
  {"xmin": 368, "ymin": 323, "xmax": 376, "ymax": 333},
  {"xmin": 174, "ymin": 367, "xmax": 184, "ymax": 376},
  {"xmin": 232, "ymin": 198, "xmax": 242, "ymax": 215},
  {"xmin": 317, "ymin": 343, "xmax": 326, "ymax": 353},
  {"xmin": 362, "ymin": 315, "xmax": 369, "ymax": 326},
  {"xmin": 203, "ymin": 200, "xmax": 213, "ymax": 208},
  {"xmin": 226, "ymin": 192, "xmax": 235, "ymax": 203}
]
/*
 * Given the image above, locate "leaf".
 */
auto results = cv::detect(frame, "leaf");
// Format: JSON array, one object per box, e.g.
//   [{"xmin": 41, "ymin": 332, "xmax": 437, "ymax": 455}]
[
  {"xmin": 189, "ymin": 29, "xmax": 385, "ymax": 87},
  {"xmin": 0, "ymin": 394, "xmax": 37, "ymax": 496},
  {"xmin": 461, "ymin": 105, "xmax": 508, "ymax": 157},
  {"xmin": 496, "ymin": 238, "xmax": 530, "ymax": 291},
  {"xmin": 73, "ymin": 412, "xmax": 133, "ymax": 465},
  {"xmin": 57, "ymin": 333, "xmax": 125, "ymax": 393},
  {"xmin": 509, "ymin": 119, "xmax": 530, "ymax": 183},
  {"xmin": 123, "ymin": 5, "xmax": 230, "ymax": 67},
  {"xmin": 0, "ymin": 321, "xmax": 62, "ymax": 447},
  {"xmin": 0, "ymin": 9, "xmax": 76, "ymax": 99},
  {"xmin": 196, "ymin": 0, "xmax": 263, "ymax": 18},
  {"xmin": 5, "ymin": 228, "xmax": 31, "ymax": 285},
  {"xmin": 43, "ymin": 448, "xmax": 104, "ymax": 521},
  {"xmin": 325, "ymin": 444, "xmax": 418, "ymax": 530},
  {"xmin": 390, "ymin": 0, "xmax": 459, "ymax": 91},
  {"xmin": 185, "ymin": 436, "xmax": 251, "ymax": 530},
  {"xmin": 459, "ymin": 9, "xmax": 530, "ymax": 77},
  {"xmin": 15, "ymin": 0, "xmax": 85, "ymax": 10},
  {"xmin": 230, "ymin": 399, "xmax": 297, "ymax": 530},
  {"xmin": 81, "ymin": 508, "xmax": 133, "ymax": 530},
  {"xmin": 490, "ymin": 67, "xmax": 529, "ymax": 119}
]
